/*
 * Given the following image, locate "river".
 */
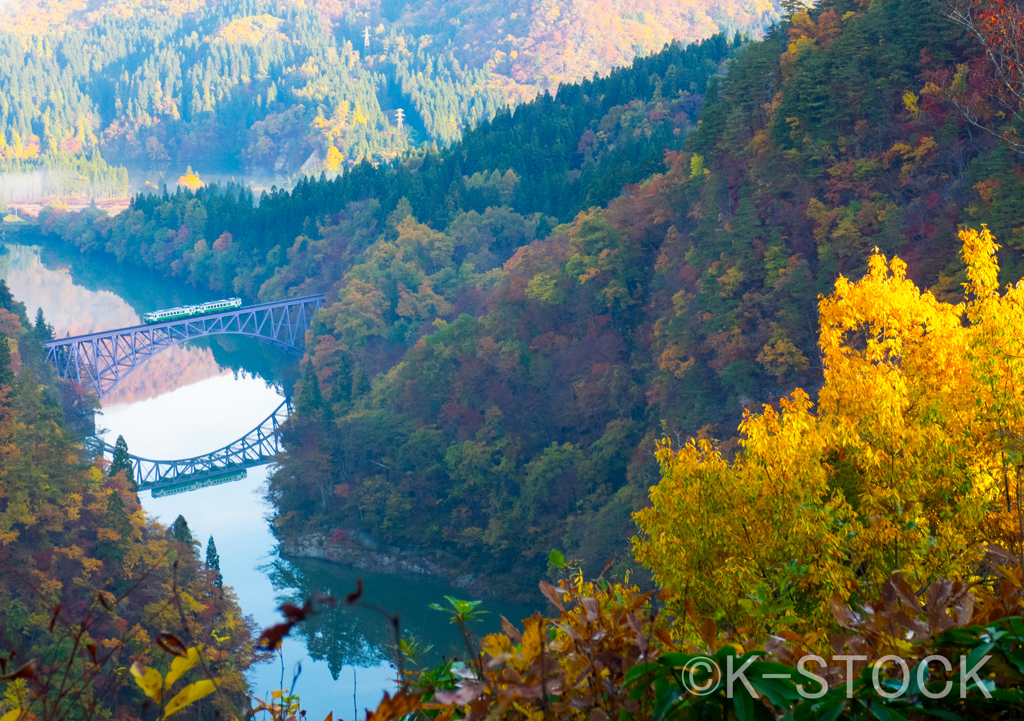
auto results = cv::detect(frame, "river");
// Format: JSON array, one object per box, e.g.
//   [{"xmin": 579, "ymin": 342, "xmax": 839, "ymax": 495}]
[{"xmin": 0, "ymin": 234, "xmax": 536, "ymax": 719}]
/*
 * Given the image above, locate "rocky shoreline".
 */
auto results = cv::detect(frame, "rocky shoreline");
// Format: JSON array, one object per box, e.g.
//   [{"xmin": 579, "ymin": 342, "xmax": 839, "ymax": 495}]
[{"xmin": 278, "ymin": 531, "xmax": 492, "ymax": 599}]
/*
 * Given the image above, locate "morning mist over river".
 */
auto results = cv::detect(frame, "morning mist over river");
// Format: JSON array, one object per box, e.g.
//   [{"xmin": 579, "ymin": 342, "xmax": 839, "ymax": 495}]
[{"xmin": 0, "ymin": 233, "xmax": 535, "ymax": 719}]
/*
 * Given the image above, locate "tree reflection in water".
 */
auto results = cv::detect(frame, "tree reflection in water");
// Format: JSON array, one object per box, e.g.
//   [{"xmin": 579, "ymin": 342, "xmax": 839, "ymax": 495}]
[{"xmin": 265, "ymin": 557, "xmax": 538, "ymax": 680}]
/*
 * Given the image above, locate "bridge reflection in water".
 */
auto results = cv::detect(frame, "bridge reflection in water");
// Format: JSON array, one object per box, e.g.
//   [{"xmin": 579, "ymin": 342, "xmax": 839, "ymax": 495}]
[{"xmin": 103, "ymin": 400, "xmax": 289, "ymax": 494}]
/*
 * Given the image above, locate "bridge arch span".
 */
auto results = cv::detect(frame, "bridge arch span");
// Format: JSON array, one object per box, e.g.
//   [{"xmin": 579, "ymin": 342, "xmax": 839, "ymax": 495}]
[{"xmin": 44, "ymin": 295, "xmax": 324, "ymax": 399}]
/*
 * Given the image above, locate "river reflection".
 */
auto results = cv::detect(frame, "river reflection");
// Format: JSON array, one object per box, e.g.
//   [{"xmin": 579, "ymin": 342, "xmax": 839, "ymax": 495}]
[{"xmin": 0, "ymin": 235, "xmax": 538, "ymax": 718}]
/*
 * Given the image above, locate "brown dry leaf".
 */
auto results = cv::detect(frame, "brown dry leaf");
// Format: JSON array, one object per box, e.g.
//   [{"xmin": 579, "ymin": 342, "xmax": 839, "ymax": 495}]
[
  {"xmin": 366, "ymin": 691, "xmax": 424, "ymax": 720},
  {"xmin": 279, "ymin": 600, "xmax": 313, "ymax": 622},
  {"xmin": 156, "ymin": 633, "xmax": 189, "ymax": 657},
  {"xmin": 830, "ymin": 592, "xmax": 859, "ymax": 629},
  {"xmin": 698, "ymin": 618, "xmax": 717, "ymax": 647},
  {"xmin": 500, "ymin": 615, "xmax": 522, "ymax": 645},
  {"xmin": 892, "ymin": 575, "xmax": 922, "ymax": 613},
  {"xmin": 257, "ymin": 622, "xmax": 293, "ymax": 651},
  {"xmin": 539, "ymin": 581, "xmax": 565, "ymax": 612},
  {"xmin": 0, "ymin": 660, "xmax": 36, "ymax": 681},
  {"xmin": 626, "ymin": 612, "xmax": 647, "ymax": 652}
]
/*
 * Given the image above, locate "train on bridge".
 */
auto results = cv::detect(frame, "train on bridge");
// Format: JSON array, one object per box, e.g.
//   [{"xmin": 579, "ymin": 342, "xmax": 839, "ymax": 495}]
[{"xmin": 143, "ymin": 297, "xmax": 242, "ymax": 324}]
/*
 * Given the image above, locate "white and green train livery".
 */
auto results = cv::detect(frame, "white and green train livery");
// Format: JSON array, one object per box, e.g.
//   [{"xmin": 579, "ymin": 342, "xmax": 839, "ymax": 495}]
[{"xmin": 142, "ymin": 297, "xmax": 242, "ymax": 324}]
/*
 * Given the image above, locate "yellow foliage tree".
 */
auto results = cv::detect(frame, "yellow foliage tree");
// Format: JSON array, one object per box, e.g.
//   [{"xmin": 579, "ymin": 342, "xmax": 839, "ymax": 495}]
[
  {"xmin": 633, "ymin": 226, "xmax": 1022, "ymax": 641},
  {"xmin": 177, "ymin": 166, "xmax": 203, "ymax": 191},
  {"xmin": 322, "ymin": 145, "xmax": 344, "ymax": 173}
]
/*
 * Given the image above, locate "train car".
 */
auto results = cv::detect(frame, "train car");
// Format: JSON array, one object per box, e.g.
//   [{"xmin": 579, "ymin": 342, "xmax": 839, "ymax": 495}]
[{"xmin": 142, "ymin": 297, "xmax": 242, "ymax": 324}]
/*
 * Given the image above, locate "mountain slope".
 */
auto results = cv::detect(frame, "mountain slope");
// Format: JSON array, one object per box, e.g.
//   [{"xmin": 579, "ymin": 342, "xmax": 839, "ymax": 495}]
[
  {"xmin": 0, "ymin": 0, "xmax": 781, "ymax": 179},
  {"xmin": 41, "ymin": 0, "xmax": 1024, "ymax": 596}
]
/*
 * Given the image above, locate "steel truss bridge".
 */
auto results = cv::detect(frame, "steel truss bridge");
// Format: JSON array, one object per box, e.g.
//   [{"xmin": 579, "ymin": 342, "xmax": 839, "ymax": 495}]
[
  {"xmin": 104, "ymin": 400, "xmax": 290, "ymax": 492},
  {"xmin": 44, "ymin": 295, "xmax": 324, "ymax": 399}
]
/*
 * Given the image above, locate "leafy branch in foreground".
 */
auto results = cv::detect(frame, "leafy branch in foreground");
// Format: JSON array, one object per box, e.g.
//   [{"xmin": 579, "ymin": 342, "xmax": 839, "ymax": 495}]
[{"xmin": 355, "ymin": 559, "xmax": 1024, "ymax": 720}]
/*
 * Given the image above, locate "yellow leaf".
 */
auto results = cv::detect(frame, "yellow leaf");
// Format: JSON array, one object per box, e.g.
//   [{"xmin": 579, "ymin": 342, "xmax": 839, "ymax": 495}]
[
  {"xmin": 130, "ymin": 662, "xmax": 163, "ymax": 703},
  {"xmin": 165, "ymin": 646, "xmax": 202, "ymax": 689},
  {"xmin": 1, "ymin": 709, "xmax": 22, "ymax": 721},
  {"xmin": 163, "ymin": 679, "xmax": 219, "ymax": 718}
]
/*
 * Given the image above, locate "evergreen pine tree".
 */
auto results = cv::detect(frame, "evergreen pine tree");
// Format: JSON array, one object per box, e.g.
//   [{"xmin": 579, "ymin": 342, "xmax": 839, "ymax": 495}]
[
  {"xmin": 332, "ymin": 353, "xmax": 352, "ymax": 405},
  {"xmin": 296, "ymin": 359, "xmax": 322, "ymax": 414},
  {"xmin": 109, "ymin": 434, "xmax": 135, "ymax": 486},
  {"xmin": 0, "ymin": 331, "xmax": 13, "ymax": 391},
  {"xmin": 352, "ymin": 365, "xmax": 372, "ymax": 399},
  {"xmin": 34, "ymin": 308, "xmax": 53, "ymax": 342},
  {"xmin": 206, "ymin": 535, "xmax": 223, "ymax": 588},
  {"xmin": 322, "ymin": 395, "xmax": 335, "ymax": 427},
  {"xmin": 172, "ymin": 514, "xmax": 195, "ymax": 547}
]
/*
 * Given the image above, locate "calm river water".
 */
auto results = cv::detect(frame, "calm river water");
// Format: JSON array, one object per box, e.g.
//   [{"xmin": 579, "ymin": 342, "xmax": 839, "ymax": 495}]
[{"xmin": 0, "ymin": 234, "xmax": 535, "ymax": 719}]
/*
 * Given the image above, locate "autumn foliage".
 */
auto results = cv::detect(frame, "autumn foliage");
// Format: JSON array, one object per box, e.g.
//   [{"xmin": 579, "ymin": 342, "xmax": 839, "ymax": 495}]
[
  {"xmin": 355, "ymin": 231, "xmax": 1024, "ymax": 721},
  {"xmin": 635, "ymin": 227, "xmax": 1024, "ymax": 639},
  {"xmin": 0, "ymin": 283, "xmax": 259, "ymax": 719}
]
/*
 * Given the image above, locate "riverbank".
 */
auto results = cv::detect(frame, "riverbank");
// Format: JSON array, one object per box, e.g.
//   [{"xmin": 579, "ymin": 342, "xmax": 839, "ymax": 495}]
[{"xmin": 279, "ymin": 531, "xmax": 495, "ymax": 600}]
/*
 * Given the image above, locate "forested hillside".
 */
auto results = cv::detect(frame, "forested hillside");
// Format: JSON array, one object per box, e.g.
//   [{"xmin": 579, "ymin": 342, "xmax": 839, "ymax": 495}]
[
  {"xmin": 40, "ymin": 34, "xmax": 736, "ymax": 293},
  {"xmin": 0, "ymin": 0, "xmax": 780, "ymax": 184},
  {"xmin": 39, "ymin": 0, "xmax": 1023, "ymax": 596},
  {"xmin": 0, "ymin": 280, "xmax": 258, "ymax": 716}
]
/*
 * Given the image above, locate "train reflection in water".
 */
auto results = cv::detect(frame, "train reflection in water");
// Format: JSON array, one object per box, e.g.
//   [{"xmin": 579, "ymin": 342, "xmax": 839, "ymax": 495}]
[{"xmin": 150, "ymin": 469, "xmax": 248, "ymax": 498}]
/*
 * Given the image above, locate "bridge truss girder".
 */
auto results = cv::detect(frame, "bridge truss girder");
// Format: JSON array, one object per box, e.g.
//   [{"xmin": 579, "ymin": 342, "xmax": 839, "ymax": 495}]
[{"xmin": 44, "ymin": 295, "xmax": 324, "ymax": 399}]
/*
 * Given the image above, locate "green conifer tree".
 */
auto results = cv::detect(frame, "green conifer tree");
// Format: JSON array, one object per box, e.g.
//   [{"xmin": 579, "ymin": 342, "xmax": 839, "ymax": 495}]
[
  {"xmin": 109, "ymin": 434, "xmax": 135, "ymax": 486},
  {"xmin": 0, "ymin": 280, "xmax": 16, "ymax": 314},
  {"xmin": 332, "ymin": 353, "xmax": 353, "ymax": 405},
  {"xmin": 206, "ymin": 535, "xmax": 223, "ymax": 588},
  {"xmin": 0, "ymin": 331, "xmax": 14, "ymax": 391},
  {"xmin": 172, "ymin": 514, "xmax": 195, "ymax": 547},
  {"xmin": 352, "ymin": 364, "xmax": 372, "ymax": 399},
  {"xmin": 34, "ymin": 308, "xmax": 53, "ymax": 342},
  {"xmin": 296, "ymin": 359, "xmax": 323, "ymax": 414}
]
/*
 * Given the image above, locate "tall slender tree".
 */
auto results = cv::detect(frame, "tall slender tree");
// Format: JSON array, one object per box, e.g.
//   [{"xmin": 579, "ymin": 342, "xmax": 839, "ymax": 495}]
[
  {"xmin": 34, "ymin": 308, "xmax": 53, "ymax": 342},
  {"xmin": 109, "ymin": 435, "xmax": 135, "ymax": 486},
  {"xmin": 206, "ymin": 535, "xmax": 223, "ymax": 588}
]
